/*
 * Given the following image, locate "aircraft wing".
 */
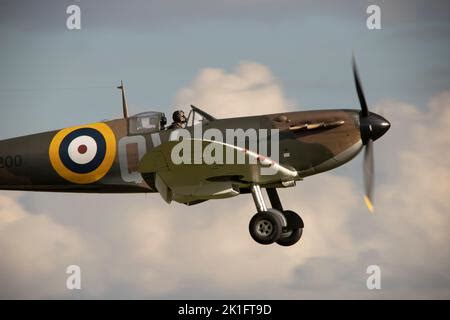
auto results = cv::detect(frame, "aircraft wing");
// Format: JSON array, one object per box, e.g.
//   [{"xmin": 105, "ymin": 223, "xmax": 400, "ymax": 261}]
[{"xmin": 138, "ymin": 138, "xmax": 298, "ymax": 204}]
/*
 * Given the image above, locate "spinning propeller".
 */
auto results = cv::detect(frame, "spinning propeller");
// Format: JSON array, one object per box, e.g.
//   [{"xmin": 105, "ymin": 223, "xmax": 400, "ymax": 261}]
[{"xmin": 352, "ymin": 56, "xmax": 391, "ymax": 212}]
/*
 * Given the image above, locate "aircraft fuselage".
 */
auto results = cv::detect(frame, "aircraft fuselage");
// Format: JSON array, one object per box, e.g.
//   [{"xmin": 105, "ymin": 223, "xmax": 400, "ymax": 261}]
[{"xmin": 0, "ymin": 109, "xmax": 364, "ymax": 193}]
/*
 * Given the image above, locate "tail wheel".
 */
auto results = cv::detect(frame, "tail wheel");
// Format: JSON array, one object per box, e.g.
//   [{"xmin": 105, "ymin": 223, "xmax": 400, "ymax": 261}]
[
  {"xmin": 249, "ymin": 211, "xmax": 283, "ymax": 245},
  {"xmin": 276, "ymin": 210, "xmax": 304, "ymax": 247}
]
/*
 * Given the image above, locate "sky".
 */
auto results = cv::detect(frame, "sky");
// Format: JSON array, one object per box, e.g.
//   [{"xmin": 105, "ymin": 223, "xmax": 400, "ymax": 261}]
[{"xmin": 0, "ymin": 0, "xmax": 449, "ymax": 299}]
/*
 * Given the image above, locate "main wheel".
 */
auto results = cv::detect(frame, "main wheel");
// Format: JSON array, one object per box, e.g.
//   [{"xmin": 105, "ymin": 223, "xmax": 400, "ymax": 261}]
[
  {"xmin": 276, "ymin": 210, "xmax": 304, "ymax": 247},
  {"xmin": 277, "ymin": 228, "xmax": 303, "ymax": 246},
  {"xmin": 249, "ymin": 211, "xmax": 283, "ymax": 245}
]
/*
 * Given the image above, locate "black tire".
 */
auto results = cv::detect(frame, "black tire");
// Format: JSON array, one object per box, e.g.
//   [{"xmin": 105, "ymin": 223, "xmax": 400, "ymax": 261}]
[
  {"xmin": 249, "ymin": 211, "xmax": 283, "ymax": 245},
  {"xmin": 276, "ymin": 228, "xmax": 303, "ymax": 246},
  {"xmin": 282, "ymin": 210, "xmax": 304, "ymax": 229},
  {"xmin": 276, "ymin": 210, "xmax": 304, "ymax": 246}
]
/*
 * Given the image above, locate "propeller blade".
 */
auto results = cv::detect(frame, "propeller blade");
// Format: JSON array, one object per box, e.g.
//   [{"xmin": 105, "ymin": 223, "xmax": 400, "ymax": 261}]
[
  {"xmin": 363, "ymin": 139, "xmax": 374, "ymax": 213},
  {"xmin": 352, "ymin": 56, "xmax": 369, "ymax": 117}
]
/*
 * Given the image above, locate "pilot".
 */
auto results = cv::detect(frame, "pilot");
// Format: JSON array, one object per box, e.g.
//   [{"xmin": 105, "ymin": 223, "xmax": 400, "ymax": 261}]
[{"xmin": 167, "ymin": 110, "xmax": 186, "ymax": 130}]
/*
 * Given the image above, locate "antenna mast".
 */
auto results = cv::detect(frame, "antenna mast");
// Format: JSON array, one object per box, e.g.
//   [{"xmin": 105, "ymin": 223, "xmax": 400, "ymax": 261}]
[{"xmin": 117, "ymin": 80, "xmax": 129, "ymax": 119}]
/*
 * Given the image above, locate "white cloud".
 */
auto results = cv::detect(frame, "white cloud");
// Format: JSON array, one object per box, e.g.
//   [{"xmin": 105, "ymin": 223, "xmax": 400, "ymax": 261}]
[
  {"xmin": 0, "ymin": 193, "xmax": 88, "ymax": 299},
  {"xmin": 174, "ymin": 62, "xmax": 295, "ymax": 118},
  {"xmin": 0, "ymin": 63, "xmax": 449, "ymax": 299}
]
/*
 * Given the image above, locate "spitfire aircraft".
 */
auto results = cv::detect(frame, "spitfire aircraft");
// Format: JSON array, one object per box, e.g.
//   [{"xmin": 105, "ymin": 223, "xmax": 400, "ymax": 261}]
[{"xmin": 0, "ymin": 59, "xmax": 390, "ymax": 246}]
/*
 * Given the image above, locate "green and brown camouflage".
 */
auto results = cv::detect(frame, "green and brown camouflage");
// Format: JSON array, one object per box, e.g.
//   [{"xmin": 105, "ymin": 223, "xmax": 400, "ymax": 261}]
[{"xmin": 0, "ymin": 106, "xmax": 389, "ymax": 205}]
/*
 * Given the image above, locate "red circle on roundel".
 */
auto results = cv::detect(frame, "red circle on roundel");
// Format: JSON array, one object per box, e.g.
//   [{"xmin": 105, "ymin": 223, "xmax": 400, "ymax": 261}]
[{"xmin": 78, "ymin": 144, "xmax": 88, "ymax": 154}]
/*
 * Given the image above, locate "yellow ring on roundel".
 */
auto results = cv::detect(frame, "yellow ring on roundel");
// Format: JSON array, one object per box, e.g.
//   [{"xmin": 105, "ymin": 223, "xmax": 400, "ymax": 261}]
[{"xmin": 49, "ymin": 122, "xmax": 117, "ymax": 184}]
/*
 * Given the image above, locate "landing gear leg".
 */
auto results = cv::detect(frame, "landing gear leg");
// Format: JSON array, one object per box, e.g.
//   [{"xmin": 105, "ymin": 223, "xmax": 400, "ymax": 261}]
[
  {"xmin": 266, "ymin": 187, "xmax": 304, "ymax": 247},
  {"xmin": 251, "ymin": 184, "xmax": 267, "ymax": 213},
  {"xmin": 248, "ymin": 184, "xmax": 285, "ymax": 245}
]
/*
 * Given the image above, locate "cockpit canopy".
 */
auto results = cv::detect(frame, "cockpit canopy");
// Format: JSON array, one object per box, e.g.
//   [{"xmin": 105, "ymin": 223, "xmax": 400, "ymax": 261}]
[
  {"xmin": 128, "ymin": 111, "xmax": 167, "ymax": 134},
  {"xmin": 128, "ymin": 106, "xmax": 215, "ymax": 134},
  {"xmin": 186, "ymin": 105, "xmax": 216, "ymax": 127}
]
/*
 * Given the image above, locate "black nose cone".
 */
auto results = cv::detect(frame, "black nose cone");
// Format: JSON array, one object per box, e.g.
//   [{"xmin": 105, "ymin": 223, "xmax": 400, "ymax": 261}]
[
  {"xmin": 360, "ymin": 112, "xmax": 391, "ymax": 144},
  {"xmin": 369, "ymin": 113, "xmax": 391, "ymax": 141}
]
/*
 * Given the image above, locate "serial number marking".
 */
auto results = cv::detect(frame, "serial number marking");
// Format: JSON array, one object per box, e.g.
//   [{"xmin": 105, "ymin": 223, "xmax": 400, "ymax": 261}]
[{"xmin": 0, "ymin": 155, "xmax": 23, "ymax": 168}]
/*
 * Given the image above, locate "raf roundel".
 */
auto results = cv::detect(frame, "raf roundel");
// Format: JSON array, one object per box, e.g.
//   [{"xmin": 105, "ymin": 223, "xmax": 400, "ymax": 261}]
[{"xmin": 49, "ymin": 123, "xmax": 117, "ymax": 184}]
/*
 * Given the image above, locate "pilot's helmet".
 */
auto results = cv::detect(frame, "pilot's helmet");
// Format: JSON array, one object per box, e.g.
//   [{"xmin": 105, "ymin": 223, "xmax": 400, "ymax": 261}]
[{"xmin": 172, "ymin": 110, "xmax": 186, "ymax": 123}]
